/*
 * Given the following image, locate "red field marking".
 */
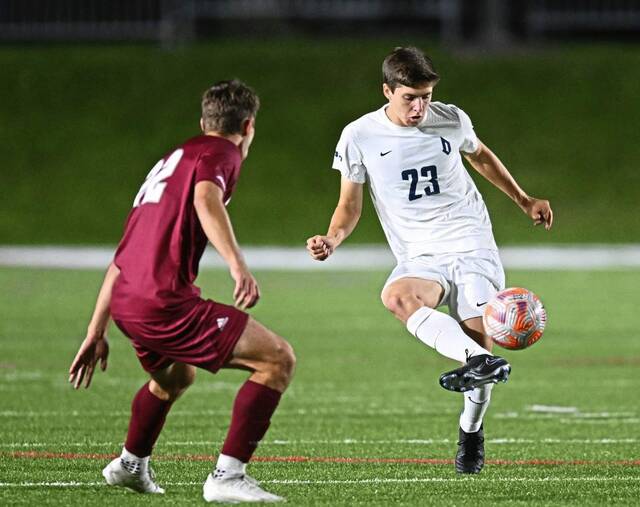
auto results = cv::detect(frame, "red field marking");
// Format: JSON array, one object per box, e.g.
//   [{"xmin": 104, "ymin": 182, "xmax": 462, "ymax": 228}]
[
  {"xmin": 5, "ymin": 451, "xmax": 640, "ymax": 466},
  {"xmin": 10, "ymin": 451, "xmax": 117, "ymax": 460}
]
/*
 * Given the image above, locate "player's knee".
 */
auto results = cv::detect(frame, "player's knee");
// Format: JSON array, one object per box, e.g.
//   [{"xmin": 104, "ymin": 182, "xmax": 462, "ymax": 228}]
[
  {"xmin": 162, "ymin": 380, "xmax": 193, "ymax": 402},
  {"xmin": 151, "ymin": 367, "xmax": 195, "ymax": 402},
  {"xmin": 267, "ymin": 338, "xmax": 296, "ymax": 390},
  {"xmin": 382, "ymin": 290, "xmax": 419, "ymax": 320},
  {"xmin": 275, "ymin": 339, "xmax": 296, "ymax": 386}
]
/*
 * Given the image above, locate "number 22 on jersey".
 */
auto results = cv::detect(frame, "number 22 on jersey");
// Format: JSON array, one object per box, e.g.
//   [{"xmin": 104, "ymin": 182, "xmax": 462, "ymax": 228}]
[{"xmin": 133, "ymin": 149, "xmax": 184, "ymax": 207}]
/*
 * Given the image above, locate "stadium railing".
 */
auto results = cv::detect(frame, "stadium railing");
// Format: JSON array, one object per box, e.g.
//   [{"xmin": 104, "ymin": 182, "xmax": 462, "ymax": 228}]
[
  {"xmin": 525, "ymin": 0, "xmax": 640, "ymax": 35},
  {"xmin": 0, "ymin": 0, "xmax": 462, "ymax": 44}
]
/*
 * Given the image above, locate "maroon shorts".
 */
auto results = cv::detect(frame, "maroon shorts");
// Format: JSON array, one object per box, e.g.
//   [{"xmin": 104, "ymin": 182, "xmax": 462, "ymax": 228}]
[{"xmin": 114, "ymin": 299, "xmax": 249, "ymax": 374}]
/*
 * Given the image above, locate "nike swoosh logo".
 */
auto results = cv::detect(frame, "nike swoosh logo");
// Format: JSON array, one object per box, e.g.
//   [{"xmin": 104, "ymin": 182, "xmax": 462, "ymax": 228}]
[
  {"xmin": 380, "ymin": 150, "xmax": 392, "ymax": 157},
  {"xmin": 476, "ymin": 302, "xmax": 487, "ymax": 307}
]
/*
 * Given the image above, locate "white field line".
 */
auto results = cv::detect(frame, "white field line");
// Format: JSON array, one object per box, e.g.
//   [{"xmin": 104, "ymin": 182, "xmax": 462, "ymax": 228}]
[
  {"xmin": 1, "ymin": 438, "xmax": 638, "ymax": 449},
  {"xmin": 560, "ymin": 418, "xmax": 640, "ymax": 425},
  {"xmin": 1, "ymin": 477, "xmax": 639, "ymax": 488},
  {"xmin": 527, "ymin": 405, "xmax": 578, "ymax": 414},
  {"xmin": 1, "ymin": 245, "xmax": 640, "ymax": 270},
  {"xmin": 495, "ymin": 411, "xmax": 636, "ymax": 419}
]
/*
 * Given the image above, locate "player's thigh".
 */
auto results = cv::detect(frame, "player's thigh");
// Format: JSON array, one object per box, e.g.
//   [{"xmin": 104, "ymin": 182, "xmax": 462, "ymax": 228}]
[
  {"xmin": 450, "ymin": 250, "xmax": 503, "ymax": 350},
  {"xmin": 223, "ymin": 317, "xmax": 295, "ymax": 374},
  {"xmin": 116, "ymin": 300, "xmax": 250, "ymax": 375},
  {"xmin": 449, "ymin": 250, "xmax": 503, "ymax": 320},
  {"xmin": 449, "ymin": 273, "xmax": 498, "ymax": 322},
  {"xmin": 381, "ymin": 258, "xmax": 450, "ymax": 314}
]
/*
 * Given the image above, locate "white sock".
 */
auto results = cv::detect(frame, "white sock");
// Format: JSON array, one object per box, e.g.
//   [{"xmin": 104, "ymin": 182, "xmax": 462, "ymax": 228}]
[
  {"xmin": 459, "ymin": 383, "xmax": 493, "ymax": 433},
  {"xmin": 406, "ymin": 306, "xmax": 491, "ymax": 363},
  {"xmin": 120, "ymin": 448, "xmax": 149, "ymax": 474},
  {"xmin": 213, "ymin": 454, "xmax": 245, "ymax": 479}
]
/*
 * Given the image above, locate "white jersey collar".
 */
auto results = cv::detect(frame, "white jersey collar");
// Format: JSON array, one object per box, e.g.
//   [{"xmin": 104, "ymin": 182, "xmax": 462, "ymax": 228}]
[{"xmin": 377, "ymin": 105, "xmax": 417, "ymax": 132}]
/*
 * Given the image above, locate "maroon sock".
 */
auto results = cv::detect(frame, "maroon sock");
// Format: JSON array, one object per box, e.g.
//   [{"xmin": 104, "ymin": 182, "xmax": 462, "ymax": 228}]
[
  {"xmin": 124, "ymin": 382, "xmax": 173, "ymax": 457},
  {"xmin": 221, "ymin": 380, "xmax": 282, "ymax": 463}
]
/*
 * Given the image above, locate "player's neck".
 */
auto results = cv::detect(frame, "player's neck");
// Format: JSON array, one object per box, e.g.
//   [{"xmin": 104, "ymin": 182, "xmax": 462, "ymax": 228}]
[
  {"xmin": 383, "ymin": 106, "xmax": 405, "ymax": 127},
  {"xmin": 203, "ymin": 131, "xmax": 243, "ymax": 147}
]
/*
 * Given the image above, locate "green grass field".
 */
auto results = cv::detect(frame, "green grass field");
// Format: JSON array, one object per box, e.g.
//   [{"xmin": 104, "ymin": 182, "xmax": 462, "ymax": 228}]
[{"xmin": 1, "ymin": 267, "xmax": 639, "ymax": 505}]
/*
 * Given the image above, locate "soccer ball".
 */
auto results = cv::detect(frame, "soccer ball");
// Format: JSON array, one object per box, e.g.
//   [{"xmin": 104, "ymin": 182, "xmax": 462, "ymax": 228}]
[{"xmin": 482, "ymin": 287, "xmax": 547, "ymax": 350}]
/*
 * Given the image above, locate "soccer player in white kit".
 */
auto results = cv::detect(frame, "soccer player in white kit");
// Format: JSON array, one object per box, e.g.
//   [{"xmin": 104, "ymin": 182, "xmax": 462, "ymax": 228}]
[{"xmin": 307, "ymin": 47, "xmax": 553, "ymax": 474}]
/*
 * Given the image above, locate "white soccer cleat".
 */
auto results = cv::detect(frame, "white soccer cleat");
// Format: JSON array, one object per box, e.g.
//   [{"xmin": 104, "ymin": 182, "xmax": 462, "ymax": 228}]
[
  {"xmin": 202, "ymin": 473, "xmax": 284, "ymax": 503},
  {"xmin": 102, "ymin": 457, "xmax": 165, "ymax": 494}
]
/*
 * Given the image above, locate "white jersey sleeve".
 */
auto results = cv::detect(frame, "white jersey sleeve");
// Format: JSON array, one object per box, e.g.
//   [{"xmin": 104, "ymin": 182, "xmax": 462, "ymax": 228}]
[
  {"xmin": 332, "ymin": 125, "xmax": 366, "ymax": 184},
  {"xmin": 454, "ymin": 106, "xmax": 480, "ymax": 154}
]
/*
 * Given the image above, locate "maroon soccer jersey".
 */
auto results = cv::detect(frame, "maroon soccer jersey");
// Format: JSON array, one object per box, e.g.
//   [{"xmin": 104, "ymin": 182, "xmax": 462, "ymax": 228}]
[{"xmin": 111, "ymin": 135, "xmax": 242, "ymax": 321}]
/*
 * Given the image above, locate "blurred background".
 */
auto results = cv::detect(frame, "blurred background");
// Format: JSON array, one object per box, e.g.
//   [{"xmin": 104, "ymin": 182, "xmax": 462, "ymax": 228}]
[{"xmin": 1, "ymin": 0, "xmax": 639, "ymax": 249}]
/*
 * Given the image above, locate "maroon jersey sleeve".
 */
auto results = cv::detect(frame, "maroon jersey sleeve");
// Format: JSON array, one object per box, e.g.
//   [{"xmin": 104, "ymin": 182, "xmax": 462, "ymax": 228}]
[{"xmin": 195, "ymin": 152, "xmax": 237, "ymax": 192}]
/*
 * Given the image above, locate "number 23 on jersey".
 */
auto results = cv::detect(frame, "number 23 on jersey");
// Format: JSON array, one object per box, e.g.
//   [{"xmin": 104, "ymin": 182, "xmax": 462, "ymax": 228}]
[{"xmin": 401, "ymin": 165, "xmax": 440, "ymax": 201}]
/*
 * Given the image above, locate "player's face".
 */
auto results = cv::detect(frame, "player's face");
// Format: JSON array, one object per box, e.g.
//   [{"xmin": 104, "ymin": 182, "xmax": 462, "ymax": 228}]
[{"xmin": 383, "ymin": 83, "xmax": 434, "ymax": 127}]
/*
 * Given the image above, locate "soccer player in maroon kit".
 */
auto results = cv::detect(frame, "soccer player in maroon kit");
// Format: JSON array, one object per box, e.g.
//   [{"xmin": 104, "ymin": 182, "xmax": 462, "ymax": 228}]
[{"xmin": 68, "ymin": 80, "xmax": 294, "ymax": 503}]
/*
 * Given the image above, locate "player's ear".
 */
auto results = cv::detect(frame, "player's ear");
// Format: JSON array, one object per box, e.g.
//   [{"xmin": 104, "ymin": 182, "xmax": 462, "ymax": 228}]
[
  {"xmin": 382, "ymin": 83, "xmax": 393, "ymax": 101},
  {"xmin": 242, "ymin": 117, "xmax": 255, "ymax": 137},
  {"xmin": 199, "ymin": 118, "xmax": 205, "ymax": 133}
]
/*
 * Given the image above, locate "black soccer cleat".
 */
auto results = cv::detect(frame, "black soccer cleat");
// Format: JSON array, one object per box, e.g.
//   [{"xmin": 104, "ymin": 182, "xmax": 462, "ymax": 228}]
[
  {"xmin": 455, "ymin": 425, "xmax": 485, "ymax": 474},
  {"xmin": 439, "ymin": 354, "xmax": 511, "ymax": 393}
]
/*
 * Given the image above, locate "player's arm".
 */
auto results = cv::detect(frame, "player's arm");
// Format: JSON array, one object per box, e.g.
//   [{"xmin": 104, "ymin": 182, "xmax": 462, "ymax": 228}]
[
  {"xmin": 194, "ymin": 180, "xmax": 259, "ymax": 310},
  {"xmin": 307, "ymin": 177, "xmax": 364, "ymax": 261},
  {"xmin": 464, "ymin": 140, "xmax": 553, "ymax": 230},
  {"xmin": 68, "ymin": 262, "xmax": 118, "ymax": 389}
]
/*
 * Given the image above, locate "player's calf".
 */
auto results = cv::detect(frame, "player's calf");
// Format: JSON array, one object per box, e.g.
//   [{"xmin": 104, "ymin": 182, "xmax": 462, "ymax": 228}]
[
  {"xmin": 207, "ymin": 320, "xmax": 295, "ymax": 502},
  {"xmin": 116, "ymin": 365, "xmax": 195, "ymax": 493},
  {"xmin": 217, "ymin": 340, "xmax": 295, "ymax": 465}
]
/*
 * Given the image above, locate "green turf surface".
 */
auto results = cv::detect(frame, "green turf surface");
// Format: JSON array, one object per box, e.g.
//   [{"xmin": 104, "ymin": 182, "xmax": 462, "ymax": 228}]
[
  {"xmin": 1, "ymin": 267, "xmax": 639, "ymax": 505},
  {"xmin": 1, "ymin": 40, "xmax": 640, "ymax": 245}
]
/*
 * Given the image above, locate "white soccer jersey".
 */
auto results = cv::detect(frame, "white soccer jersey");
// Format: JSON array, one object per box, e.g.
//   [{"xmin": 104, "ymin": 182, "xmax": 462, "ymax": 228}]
[{"xmin": 332, "ymin": 102, "xmax": 498, "ymax": 261}]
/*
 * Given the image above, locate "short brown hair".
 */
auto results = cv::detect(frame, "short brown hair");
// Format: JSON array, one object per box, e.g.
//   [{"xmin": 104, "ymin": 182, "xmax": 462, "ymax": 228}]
[
  {"xmin": 201, "ymin": 79, "xmax": 260, "ymax": 135},
  {"xmin": 382, "ymin": 47, "xmax": 440, "ymax": 91}
]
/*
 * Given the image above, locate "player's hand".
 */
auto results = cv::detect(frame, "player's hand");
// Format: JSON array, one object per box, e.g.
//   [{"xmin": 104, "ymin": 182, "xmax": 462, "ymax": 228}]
[
  {"xmin": 306, "ymin": 235, "xmax": 337, "ymax": 261},
  {"xmin": 521, "ymin": 197, "xmax": 553, "ymax": 230},
  {"xmin": 230, "ymin": 263, "xmax": 260, "ymax": 310},
  {"xmin": 68, "ymin": 331, "xmax": 109, "ymax": 389}
]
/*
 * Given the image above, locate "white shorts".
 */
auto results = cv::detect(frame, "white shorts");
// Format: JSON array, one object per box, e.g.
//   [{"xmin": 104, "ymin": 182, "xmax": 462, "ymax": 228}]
[{"xmin": 383, "ymin": 249, "xmax": 505, "ymax": 322}]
